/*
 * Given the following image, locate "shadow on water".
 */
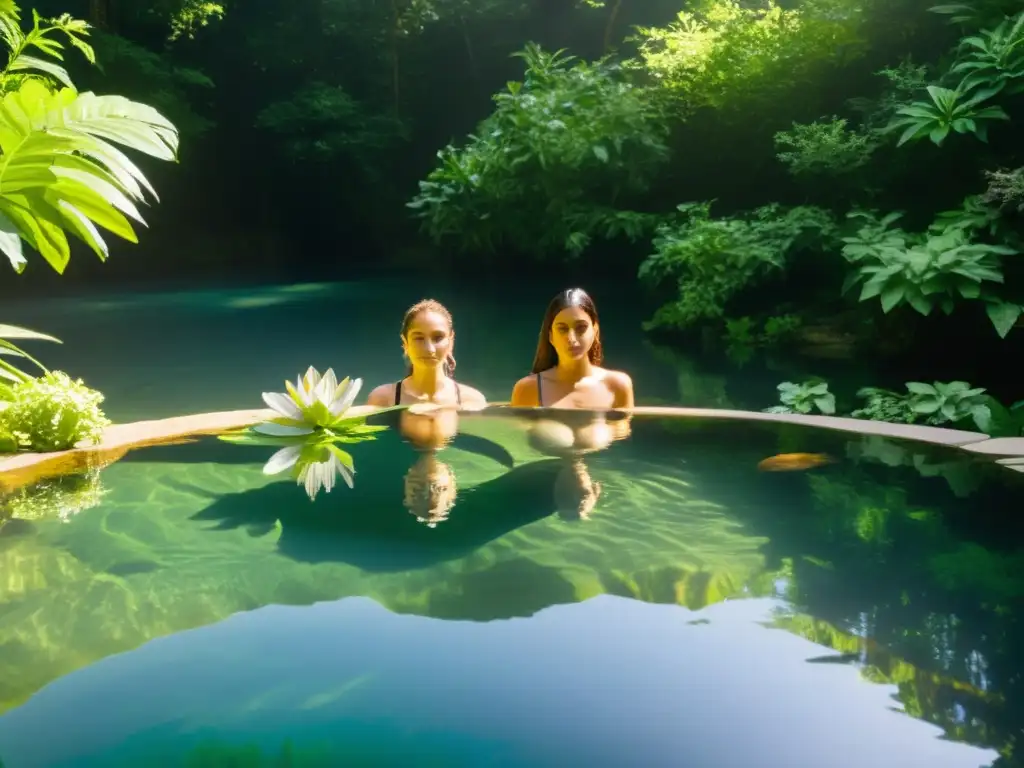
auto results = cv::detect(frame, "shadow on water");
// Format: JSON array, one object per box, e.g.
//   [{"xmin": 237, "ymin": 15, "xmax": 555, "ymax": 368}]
[{"xmin": 189, "ymin": 457, "xmax": 565, "ymax": 572}]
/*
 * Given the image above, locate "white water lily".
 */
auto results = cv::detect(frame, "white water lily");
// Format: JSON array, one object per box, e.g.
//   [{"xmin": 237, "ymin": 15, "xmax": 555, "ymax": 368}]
[
  {"xmin": 262, "ymin": 439, "xmax": 355, "ymax": 500},
  {"xmin": 254, "ymin": 366, "xmax": 362, "ymax": 435}
]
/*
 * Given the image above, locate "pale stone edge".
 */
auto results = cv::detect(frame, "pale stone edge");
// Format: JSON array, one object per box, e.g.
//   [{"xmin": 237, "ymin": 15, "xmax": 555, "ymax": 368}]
[{"xmin": 1, "ymin": 405, "xmax": 1020, "ymax": 494}]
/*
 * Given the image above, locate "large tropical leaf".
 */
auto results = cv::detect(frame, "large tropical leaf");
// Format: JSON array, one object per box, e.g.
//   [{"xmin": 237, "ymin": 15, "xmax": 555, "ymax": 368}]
[{"xmin": 0, "ymin": 78, "xmax": 178, "ymax": 272}]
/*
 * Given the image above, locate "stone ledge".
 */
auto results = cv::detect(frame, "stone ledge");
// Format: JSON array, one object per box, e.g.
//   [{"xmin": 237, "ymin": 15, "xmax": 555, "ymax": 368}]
[
  {"xmin": 624, "ymin": 407, "xmax": 990, "ymax": 446},
  {"xmin": 0, "ymin": 408, "xmax": 275, "ymax": 494},
  {"xmin": 0, "ymin": 405, "xmax": 1016, "ymax": 495}
]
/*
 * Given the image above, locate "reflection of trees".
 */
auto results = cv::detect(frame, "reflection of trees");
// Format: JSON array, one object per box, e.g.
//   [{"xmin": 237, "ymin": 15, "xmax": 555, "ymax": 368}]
[
  {"xmin": 773, "ymin": 610, "xmax": 1005, "ymax": 752},
  {"xmin": 642, "ymin": 416, "xmax": 1024, "ymax": 765},
  {"xmin": 748, "ymin": 448, "xmax": 1024, "ymax": 766}
]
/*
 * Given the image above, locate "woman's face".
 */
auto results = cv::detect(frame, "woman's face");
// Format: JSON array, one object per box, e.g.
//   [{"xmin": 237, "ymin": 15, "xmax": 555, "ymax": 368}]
[
  {"xmin": 403, "ymin": 311, "xmax": 453, "ymax": 369},
  {"xmin": 549, "ymin": 306, "xmax": 596, "ymax": 363}
]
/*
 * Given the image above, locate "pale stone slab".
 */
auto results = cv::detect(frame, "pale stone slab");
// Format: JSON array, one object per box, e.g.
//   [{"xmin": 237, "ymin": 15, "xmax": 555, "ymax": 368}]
[
  {"xmin": 626, "ymin": 407, "xmax": 988, "ymax": 446},
  {"xmin": 958, "ymin": 437, "xmax": 1024, "ymax": 456}
]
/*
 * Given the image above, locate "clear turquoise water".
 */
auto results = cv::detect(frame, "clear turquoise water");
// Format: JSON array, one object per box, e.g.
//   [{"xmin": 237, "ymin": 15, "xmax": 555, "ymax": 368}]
[
  {"xmin": 0, "ymin": 412, "xmax": 1021, "ymax": 767},
  {"xmin": 0, "ymin": 280, "xmax": 865, "ymax": 421}
]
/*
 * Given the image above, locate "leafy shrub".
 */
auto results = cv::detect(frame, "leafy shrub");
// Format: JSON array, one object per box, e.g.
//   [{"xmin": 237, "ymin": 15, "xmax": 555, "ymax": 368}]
[
  {"xmin": 639, "ymin": 203, "xmax": 836, "ymax": 331},
  {"xmin": 408, "ymin": 43, "xmax": 669, "ymax": 257},
  {"xmin": 1, "ymin": 371, "xmax": 110, "ymax": 452}
]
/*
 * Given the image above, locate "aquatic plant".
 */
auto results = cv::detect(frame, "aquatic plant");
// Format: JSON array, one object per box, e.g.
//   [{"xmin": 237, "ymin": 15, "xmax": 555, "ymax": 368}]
[
  {"xmin": 0, "ymin": 371, "xmax": 109, "ymax": 452},
  {"xmin": 257, "ymin": 366, "xmax": 365, "ymax": 436},
  {"xmin": 221, "ymin": 366, "xmax": 392, "ymax": 499}
]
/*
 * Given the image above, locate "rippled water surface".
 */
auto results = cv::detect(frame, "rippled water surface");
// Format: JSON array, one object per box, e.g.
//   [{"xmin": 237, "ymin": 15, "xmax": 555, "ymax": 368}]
[{"xmin": 0, "ymin": 412, "xmax": 1021, "ymax": 767}]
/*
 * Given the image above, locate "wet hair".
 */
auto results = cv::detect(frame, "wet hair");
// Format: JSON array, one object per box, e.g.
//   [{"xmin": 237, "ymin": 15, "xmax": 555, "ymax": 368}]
[
  {"xmin": 401, "ymin": 298, "xmax": 457, "ymax": 377},
  {"xmin": 530, "ymin": 288, "xmax": 603, "ymax": 374}
]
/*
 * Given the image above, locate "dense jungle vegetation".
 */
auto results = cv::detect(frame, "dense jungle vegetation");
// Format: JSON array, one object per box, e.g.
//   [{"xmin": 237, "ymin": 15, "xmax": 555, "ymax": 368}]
[{"xmin": 2, "ymin": 0, "xmax": 1024, "ymax": 442}]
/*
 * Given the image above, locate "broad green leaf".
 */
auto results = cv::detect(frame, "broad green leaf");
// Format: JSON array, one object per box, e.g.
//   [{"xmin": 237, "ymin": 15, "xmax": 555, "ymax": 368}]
[
  {"xmin": 880, "ymin": 284, "xmax": 905, "ymax": 312},
  {"xmin": 0, "ymin": 196, "xmax": 70, "ymax": 271},
  {"xmin": 986, "ymin": 301, "xmax": 1021, "ymax": 338},
  {"xmin": 8, "ymin": 54, "xmax": 72, "ymax": 88},
  {"xmin": 906, "ymin": 291, "xmax": 932, "ymax": 315},
  {"xmin": 0, "ymin": 324, "xmax": 60, "ymax": 343},
  {"xmin": 905, "ymin": 381, "xmax": 935, "ymax": 395},
  {"xmin": 970, "ymin": 404, "xmax": 992, "ymax": 434},
  {"xmin": 0, "ymin": 208, "xmax": 24, "ymax": 272},
  {"xmin": 54, "ymin": 200, "xmax": 109, "ymax": 259},
  {"xmin": 0, "ymin": 78, "xmax": 178, "ymax": 272},
  {"xmin": 912, "ymin": 398, "xmax": 941, "ymax": 415},
  {"xmin": 929, "ymin": 125, "xmax": 950, "ymax": 145}
]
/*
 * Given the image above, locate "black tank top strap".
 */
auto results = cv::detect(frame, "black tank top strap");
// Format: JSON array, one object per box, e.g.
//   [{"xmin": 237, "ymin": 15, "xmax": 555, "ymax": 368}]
[
  {"xmin": 535, "ymin": 372, "xmax": 544, "ymax": 406},
  {"xmin": 394, "ymin": 380, "xmax": 402, "ymax": 406}
]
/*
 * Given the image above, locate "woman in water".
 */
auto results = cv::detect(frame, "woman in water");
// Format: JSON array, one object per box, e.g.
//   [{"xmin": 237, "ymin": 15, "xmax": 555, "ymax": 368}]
[
  {"xmin": 510, "ymin": 287, "xmax": 634, "ymax": 409},
  {"xmin": 367, "ymin": 298, "xmax": 487, "ymax": 409}
]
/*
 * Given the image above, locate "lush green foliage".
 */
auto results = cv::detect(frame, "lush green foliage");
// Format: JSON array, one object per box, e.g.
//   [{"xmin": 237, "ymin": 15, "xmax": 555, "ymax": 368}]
[
  {"xmin": 0, "ymin": 2, "xmax": 176, "ymax": 455},
  {"xmin": 884, "ymin": 10, "xmax": 1022, "ymax": 147},
  {"xmin": 774, "ymin": 117, "xmax": 879, "ymax": 177},
  {"xmin": 256, "ymin": 82, "xmax": 405, "ymax": 186},
  {"xmin": 769, "ymin": 377, "xmax": 1023, "ymax": 436},
  {"xmin": 408, "ymin": 43, "xmax": 669, "ymax": 257},
  {"xmin": 0, "ymin": 1, "xmax": 179, "ymax": 274},
  {"xmin": 632, "ymin": 0, "xmax": 868, "ymax": 115},
  {"xmin": 764, "ymin": 380, "xmax": 836, "ymax": 415},
  {"xmin": 639, "ymin": 203, "xmax": 836, "ymax": 331},
  {"xmin": 840, "ymin": 208, "xmax": 1020, "ymax": 336},
  {"xmin": 0, "ymin": 370, "xmax": 109, "ymax": 451}
]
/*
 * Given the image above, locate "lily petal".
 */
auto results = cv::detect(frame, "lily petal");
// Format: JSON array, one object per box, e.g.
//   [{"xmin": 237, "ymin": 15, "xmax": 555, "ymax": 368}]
[
  {"xmin": 303, "ymin": 366, "xmax": 322, "ymax": 392},
  {"xmin": 288, "ymin": 377, "xmax": 313, "ymax": 408},
  {"xmin": 252, "ymin": 421, "xmax": 314, "ymax": 437},
  {"xmin": 337, "ymin": 460, "xmax": 355, "ymax": 489},
  {"xmin": 314, "ymin": 370, "xmax": 336, "ymax": 408},
  {"xmin": 319, "ymin": 369, "xmax": 338, "ymax": 400},
  {"xmin": 330, "ymin": 377, "xmax": 362, "ymax": 417},
  {"xmin": 332, "ymin": 376, "xmax": 351, "ymax": 403},
  {"xmin": 263, "ymin": 445, "xmax": 302, "ymax": 475},
  {"xmin": 262, "ymin": 391, "xmax": 304, "ymax": 421}
]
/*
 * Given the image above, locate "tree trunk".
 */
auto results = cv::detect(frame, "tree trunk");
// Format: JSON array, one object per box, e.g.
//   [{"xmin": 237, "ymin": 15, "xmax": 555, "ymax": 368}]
[
  {"xmin": 390, "ymin": 0, "xmax": 401, "ymax": 116},
  {"xmin": 459, "ymin": 14, "xmax": 480, "ymax": 87},
  {"xmin": 89, "ymin": 0, "xmax": 114, "ymax": 31},
  {"xmin": 603, "ymin": 0, "xmax": 622, "ymax": 53}
]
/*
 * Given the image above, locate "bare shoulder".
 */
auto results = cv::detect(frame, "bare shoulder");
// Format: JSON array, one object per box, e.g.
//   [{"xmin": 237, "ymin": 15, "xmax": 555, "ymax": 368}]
[
  {"xmin": 458, "ymin": 383, "xmax": 488, "ymax": 407},
  {"xmin": 601, "ymin": 368, "xmax": 634, "ymax": 406},
  {"xmin": 366, "ymin": 382, "xmax": 397, "ymax": 407},
  {"xmin": 510, "ymin": 374, "xmax": 540, "ymax": 406}
]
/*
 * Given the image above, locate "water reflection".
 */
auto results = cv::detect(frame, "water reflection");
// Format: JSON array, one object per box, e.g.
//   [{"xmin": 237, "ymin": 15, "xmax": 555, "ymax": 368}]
[
  {"xmin": 393, "ymin": 405, "xmax": 628, "ymax": 527},
  {"xmin": 1, "ymin": 413, "xmax": 1022, "ymax": 765},
  {"xmin": 0, "ymin": 596, "xmax": 1000, "ymax": 768}
]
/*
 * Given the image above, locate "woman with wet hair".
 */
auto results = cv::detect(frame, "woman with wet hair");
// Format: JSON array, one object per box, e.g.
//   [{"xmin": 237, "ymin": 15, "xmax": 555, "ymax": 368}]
[
  {"xmin": 510, "ymin": 288, "xmax": 634, "ymax": 409},
  {"xmin": 367, "ymin": 299, "xmax": 486, "ymax": 409}
]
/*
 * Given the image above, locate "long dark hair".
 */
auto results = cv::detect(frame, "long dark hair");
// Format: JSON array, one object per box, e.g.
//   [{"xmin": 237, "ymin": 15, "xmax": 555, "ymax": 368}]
[
  {"xmin": 530, "ymin": 288, "xmax": 603, "ymax": 374},
  {"xmin": 401, "ymin": 298, "xmax": 457, "ymax": 377}
]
